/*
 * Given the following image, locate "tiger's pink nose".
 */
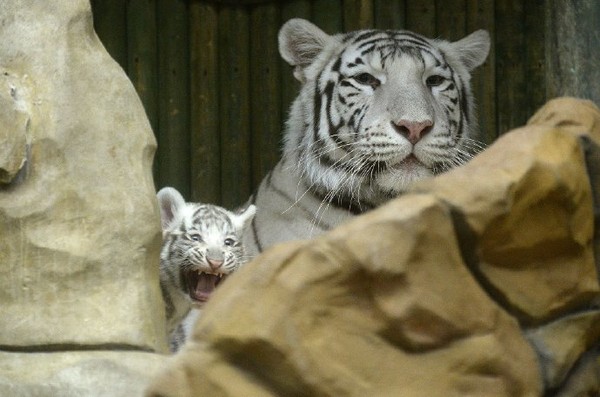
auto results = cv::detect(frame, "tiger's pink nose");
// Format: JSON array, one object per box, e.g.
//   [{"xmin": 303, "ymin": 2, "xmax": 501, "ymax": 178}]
[{"xmin": 392, "ymin": 119, "xmax": 433, "ymax": 144}]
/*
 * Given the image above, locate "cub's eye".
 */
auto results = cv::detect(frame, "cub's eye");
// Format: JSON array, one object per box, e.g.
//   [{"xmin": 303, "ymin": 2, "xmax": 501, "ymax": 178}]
[
  {"xmin": 353, "ymin": 73, "xmax": 380, "ymax": 88},
  {"xmin": 426, "ymin": 75, "xmax": 445, "ymax": 87},
  {"xmin": 224, "ymin": 238, "xmax": 236, "ymax": 247},
  {"xmin": 189, "ymin": 234, "xmax": 202, "ymax": 242}
]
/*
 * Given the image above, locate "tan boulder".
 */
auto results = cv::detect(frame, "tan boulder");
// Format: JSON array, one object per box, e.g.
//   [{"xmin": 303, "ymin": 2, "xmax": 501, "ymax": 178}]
[
  {"xmin": 146, "ymin": 98, "xmax": 600, "ymax": 397},
  {"xmin": 526, "ymin": 311, "xmax": 600, "ymax": 390},
  {"xmin": 526, "ymin": 96, "xmax": 600, "ymax": 143},
  {"xmin": 0, "ymin": 351, "xmax": 167, "ymax": 397},
  {"xmin": 415, "ymin": 125, "xmax": 598, "ymax": 323},
  {"xmin": 0, "ymin": 0, "xmax": 170, "ymax": 395},
  {"xmin": 0, "ymin": 0, "xmax": 166, "ymax": 350}
]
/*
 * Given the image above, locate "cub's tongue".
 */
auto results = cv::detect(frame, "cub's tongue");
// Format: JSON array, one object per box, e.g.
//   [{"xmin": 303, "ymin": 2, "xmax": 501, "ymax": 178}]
[{"xmin": 191, "ymin": 272, "xmax": 219, "ymax": 302}]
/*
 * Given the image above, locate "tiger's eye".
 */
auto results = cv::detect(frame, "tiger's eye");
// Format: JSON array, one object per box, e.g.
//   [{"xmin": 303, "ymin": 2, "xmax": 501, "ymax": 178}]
[
  {"xmin": 353, "ymin": 73, "xmax": 380, "ymax": 88},
  {"xmin": 224, "ymin": 238, "xmax": 236, "ymax": 246},
  {"xmin": 190, "ymin": 234, "xmax": 202, "ymax": 242},
  {"xmin": 426, "ymin": 75, "xmax": 445, "ymax": 87}
]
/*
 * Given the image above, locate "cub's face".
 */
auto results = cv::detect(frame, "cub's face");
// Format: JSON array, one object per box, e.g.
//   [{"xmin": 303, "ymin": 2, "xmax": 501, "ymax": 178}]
[
  {"xmin": 157, "ymin": 187, "xmax": 256, "ymax": 308},
  {"xmin": 166, "ymin": 205, "xmax": 248, "ymax": 306}
]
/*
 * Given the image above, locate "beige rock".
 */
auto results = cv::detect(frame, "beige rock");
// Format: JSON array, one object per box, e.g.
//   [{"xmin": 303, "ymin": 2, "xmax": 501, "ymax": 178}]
[
  {"xmin": 527, "ymin": 96, "xmax": 600, "ymax": 143},
  {"xmin": 415, "ymin": 125, "xmax": 598, "ymax": 323},
  {"xmin": 146, "ymin": 98, "xmax": 600, "ymax": 397},
  {"xmin": 0, "ymin": 1, "xmax": 166, "ymax": 351},
  {"xmin": 0, "ymin": 72, "xmax": 30, "ymax": 184},
  {"xmin": 552, "ymin": 347, "xmax": 600, "ymax": 397},
  {"xmin": 0, "ymin": 351, "xmax": 168, "ymax": 397},
  {"xmin": 526, "ymin": 311, "xmax": 600, "ymax": 389}
]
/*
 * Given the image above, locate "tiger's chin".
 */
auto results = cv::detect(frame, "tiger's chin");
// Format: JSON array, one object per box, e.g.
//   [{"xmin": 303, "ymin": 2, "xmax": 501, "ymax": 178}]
[{"xmin": 375, "ymin": 158, "xmax": 434, "ymax": 198}]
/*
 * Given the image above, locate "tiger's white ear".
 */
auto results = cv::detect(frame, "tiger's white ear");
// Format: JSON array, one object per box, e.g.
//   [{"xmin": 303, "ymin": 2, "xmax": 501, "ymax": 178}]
[
  {"xmin": 279, "ymin": 18, "xmax": 333, "ymax": 82},
  {"xmin": 233, "ymin": 204, "xmax": 256, "ymax": 231},
  {"xmin": 156, "ymin": 187, "xmax": 186, "ymax": 231},
  {"xmin": 450, "ymin": 29, "xmax": 490, "ymax": 71}
]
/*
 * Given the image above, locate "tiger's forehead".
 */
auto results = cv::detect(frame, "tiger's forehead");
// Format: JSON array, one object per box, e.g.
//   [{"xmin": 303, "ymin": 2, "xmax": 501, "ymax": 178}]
[{"xmin": 338, "ymin": 29, "xmax": 446, "ymax": 69}]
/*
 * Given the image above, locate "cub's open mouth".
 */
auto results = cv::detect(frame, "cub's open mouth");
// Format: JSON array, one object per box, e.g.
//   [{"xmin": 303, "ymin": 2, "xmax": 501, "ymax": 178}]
[{"xmin": 183, "ymin": 269, "xmax": 227, "ymax": 303}]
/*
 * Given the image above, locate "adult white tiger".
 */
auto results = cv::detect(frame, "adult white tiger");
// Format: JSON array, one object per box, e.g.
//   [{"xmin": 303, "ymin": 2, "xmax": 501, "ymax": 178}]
[{"xmin": 245, "ymin": 18, "xmax": 490, "ymax": 256}]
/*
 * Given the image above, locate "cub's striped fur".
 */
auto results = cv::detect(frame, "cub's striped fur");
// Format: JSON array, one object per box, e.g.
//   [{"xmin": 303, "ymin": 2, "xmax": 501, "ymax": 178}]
[
  {"xmin": 157, "ymin": 187, "xmax": 256, "ymax": 351},
  {"xmin": 245, "ymin": 19, "xmax": 490, "ymax": 255}
]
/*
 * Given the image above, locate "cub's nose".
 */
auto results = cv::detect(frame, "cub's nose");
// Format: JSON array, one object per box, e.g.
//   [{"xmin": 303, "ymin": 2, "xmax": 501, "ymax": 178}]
[
  {"xmin": 392, "ymin": 119, "xmax": 433, "ymax": 144},
  {"xmin": 207, "ymin": 258, "xmax": 223, "ymax": 270}
]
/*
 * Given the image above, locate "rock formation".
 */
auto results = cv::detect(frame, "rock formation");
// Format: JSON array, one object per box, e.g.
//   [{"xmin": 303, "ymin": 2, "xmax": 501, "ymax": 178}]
[
  {"xmin": 0, "ymin": 1, "xmax": 168, "ymax": 395},
  {"xmin": 146, "ymin": 98, "xmax": 600, "ymax": 397}
]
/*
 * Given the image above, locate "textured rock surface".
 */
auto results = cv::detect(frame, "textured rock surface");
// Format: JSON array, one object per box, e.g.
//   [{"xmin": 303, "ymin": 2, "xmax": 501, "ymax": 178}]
[
  {"xmin": 0, "ymin": 72, "xmax": 30, "ymax": 184},
  {"xmin": 0, "ymin": 351, "xmax": 167, "ymax": 397},
  {"xmin": 0, "ymin": 0, "xmax": 166, "ymax": 350},
  {"xmin": 416, "ymin": 122, "xmax": 598, "ymax": 324},
  {"xmin": 0, "ymin": 1, "xmax": 169, "ymax": 395},
  {"xmin": 146, "ymin": 98, "xmax": 600, "ymax": 397}
]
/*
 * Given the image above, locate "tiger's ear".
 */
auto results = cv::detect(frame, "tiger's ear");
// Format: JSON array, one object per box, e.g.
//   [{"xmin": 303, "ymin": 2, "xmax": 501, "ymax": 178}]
[
  {"xmin": 233, "ymin": 204, "xmax": 256, "ymax": 231},
  {"xmin": 279, "ymin": 18, "xmax": 333, "ymax": 82},
  {"xmin": 156, "ymin": 187, "xmax": 186, "ymax": 231},
  {"xmin": 451, "ymin": 29, "xmax": 490, "ymax": 71}
]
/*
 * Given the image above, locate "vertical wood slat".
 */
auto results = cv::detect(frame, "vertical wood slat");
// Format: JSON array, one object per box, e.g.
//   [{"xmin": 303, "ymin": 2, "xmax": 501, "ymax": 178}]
[
  {"xmin": 523, "ymin": 1, "xmax": 545, "ymax": 119},
  {"xmin": 545, "ymin": 0, "xmax": 600, "ymax": 106},
  {"xmin": 126, "ymin": 0, "xmax": 158, "ymax": 135},
  {"xmin": 405, "ymin": 0, "xmax": 436, "ymax": 37},
  {"xmin": 312, "ymin": 0, "xmax": 343, "ymax": 34},
  {"xmin": 190, "ymin": 2, "xmax": 221, "ymax": 204},
  {"xmin": 218, "ymin": 6, "xmax": 251, "ymax": 208},
  {"xmin": 250, "ymin": 3, "xmax": 282, "ymax": 188},
  {"xmin": 280, "ymin": 1, "xmax": 311, "ymax": 119},
  {"xmin": 156, "ymin": 0, "xmax": 191, "ymax": 198},
  {"xmin": 281, "ymin": 0, "xmax": 311, "ymax": 24},
  {"xmin": 494, "ymin": 0, "xmax": 527, "ymax": 136},
  {"xmin": 343, "ymin": 0, "xmax": 373, "ymax": 31},
  {"xmin": 466, "ymin": 0, "xmax": 496, "ymax": 145},
  {"xmin": 91, "ymin": 0, "xmax": 128, "ymax": 71},
  {"xmin": 374, "ymin": 0, "xmax": 406, "ymax": 30},
  {"xmin": 435, "ymin": 0, "xmax": 466, "ymax": 40}
]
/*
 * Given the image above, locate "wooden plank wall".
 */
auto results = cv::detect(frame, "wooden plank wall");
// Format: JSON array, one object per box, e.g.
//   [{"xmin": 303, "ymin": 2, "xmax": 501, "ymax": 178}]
[{"xmin": 91, "ymin": 0, "xmax": 548, "ymax": 208}]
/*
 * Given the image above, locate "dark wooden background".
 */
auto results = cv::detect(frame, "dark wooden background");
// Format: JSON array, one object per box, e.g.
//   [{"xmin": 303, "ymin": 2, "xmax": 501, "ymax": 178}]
[{"xmin": 90, "ymin": 0, "xmax": 600, "ymax": 209}]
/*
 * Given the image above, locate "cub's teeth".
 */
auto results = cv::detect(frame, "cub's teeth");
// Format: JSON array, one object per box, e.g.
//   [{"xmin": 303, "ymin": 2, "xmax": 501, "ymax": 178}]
[{"xmin": 196, "ymin": 270, "xmax": 224, "ymax": 277}]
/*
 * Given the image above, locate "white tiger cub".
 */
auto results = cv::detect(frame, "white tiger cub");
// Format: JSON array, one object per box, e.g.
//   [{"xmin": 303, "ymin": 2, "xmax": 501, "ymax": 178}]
[
  {"xmin": 157, "ymin": 187, "xmax": 256, "ymax": 351},
  {"xmin": 245, "ymin": 19, "xmax": 490, "ymax": 255}
]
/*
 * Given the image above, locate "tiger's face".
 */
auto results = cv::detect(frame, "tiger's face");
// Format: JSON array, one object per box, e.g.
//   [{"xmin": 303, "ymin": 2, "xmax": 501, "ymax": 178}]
[{"xmin": 280, "ymin": 19, "xmax": 490, "ymax": 208}]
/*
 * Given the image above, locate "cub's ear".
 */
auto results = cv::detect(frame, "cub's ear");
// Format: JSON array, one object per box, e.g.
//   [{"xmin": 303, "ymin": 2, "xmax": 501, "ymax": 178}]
[
  {"xmin": 279, "ymin": 18, "xmax": 334, "ymax": 82},
  {"xmin": 156, "ymin": 187, "xmax": 186, "ymax": 231},
  {"xmin": 451, "ymin": 29, "xmax": 490, "ymax": 71},
  {"xmin": 234, "ymin": 204, "xmax": 256, "ymax": 231}
]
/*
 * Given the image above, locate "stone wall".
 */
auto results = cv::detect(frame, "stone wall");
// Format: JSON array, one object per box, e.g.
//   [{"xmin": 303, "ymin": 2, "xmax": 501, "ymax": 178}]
[
  {"xmin": 0, "ymin": 1, "xmax": 169, "ymax": 395},
  {"xmin": 146, "ymin": 98, "xmax": 600, "ymax": 397}
]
